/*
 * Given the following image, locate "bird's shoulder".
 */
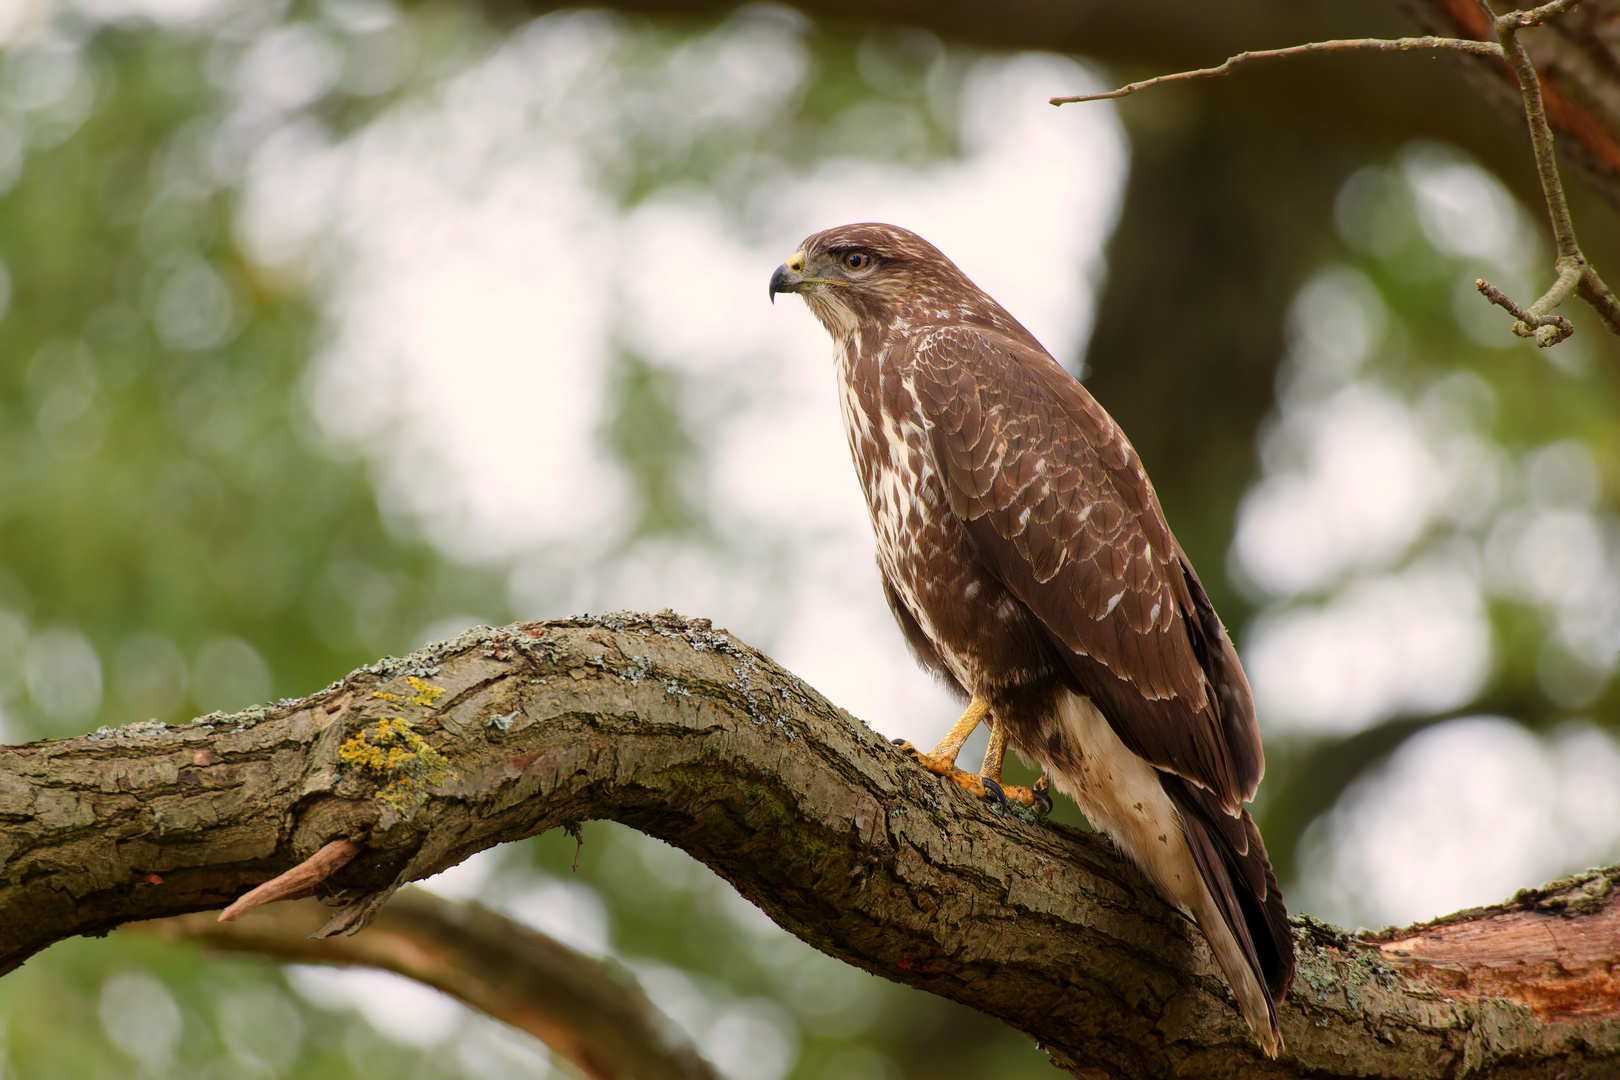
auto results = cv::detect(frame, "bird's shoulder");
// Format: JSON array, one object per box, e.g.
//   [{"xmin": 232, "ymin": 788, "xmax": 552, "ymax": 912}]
[{"xmin": 902, "ymin": 322, "xmax": 1164, "ymax": 548}]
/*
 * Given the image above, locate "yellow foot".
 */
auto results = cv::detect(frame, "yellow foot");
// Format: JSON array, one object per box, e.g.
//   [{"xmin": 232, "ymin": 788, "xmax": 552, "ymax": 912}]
[
  {"xmin": 991, "ymin": 782, "xmax": 1052, "ymax": 815},
  {"xmin": 892, "ymin": 739, "xmax": 995, "ymax": 797},
  {"xmin": 891, "ymin": 741, "xmax": 1050, "ymax": 815}
]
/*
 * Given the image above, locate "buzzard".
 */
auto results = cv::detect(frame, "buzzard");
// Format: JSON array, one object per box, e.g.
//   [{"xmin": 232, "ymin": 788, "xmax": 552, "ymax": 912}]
[{"xmin": 770, "ymin": 223, "xmax": 1294, "ymax": 1056}]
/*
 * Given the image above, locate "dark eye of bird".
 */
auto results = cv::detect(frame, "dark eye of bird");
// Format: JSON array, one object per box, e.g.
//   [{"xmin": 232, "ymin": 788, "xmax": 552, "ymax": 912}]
[{"xmin": 845, "ymin": 252, "xmax": 869, "ymax": 270}]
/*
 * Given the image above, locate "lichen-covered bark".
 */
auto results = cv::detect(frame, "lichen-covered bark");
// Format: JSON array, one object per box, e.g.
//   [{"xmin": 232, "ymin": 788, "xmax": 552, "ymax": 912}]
[{"xmin": 1, "ymin": 614, "xmax": 1616, "ymax": 1078}]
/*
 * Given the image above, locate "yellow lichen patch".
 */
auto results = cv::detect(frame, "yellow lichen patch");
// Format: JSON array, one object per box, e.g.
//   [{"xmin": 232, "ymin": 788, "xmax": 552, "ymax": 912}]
[
  {"xmin": 338, "ymin": 717, "xmax": 454, "ymax": 813},
  {"xmin": 371, "ymin": 691, "xmax": 401, "ymax": 702},
  {"xmin": 405, "ymin": 676, "xmax": 445, "ymax": 707}
]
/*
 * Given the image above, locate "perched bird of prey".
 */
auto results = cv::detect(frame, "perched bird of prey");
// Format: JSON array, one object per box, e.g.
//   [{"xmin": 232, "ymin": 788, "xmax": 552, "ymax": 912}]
[{"xmin": 770, "ymin": 223, "xmax": 1294, "ymax": 1056}]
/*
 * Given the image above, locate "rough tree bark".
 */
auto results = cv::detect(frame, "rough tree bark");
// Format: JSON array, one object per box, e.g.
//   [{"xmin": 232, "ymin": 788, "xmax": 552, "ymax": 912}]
[{"xmin": 2, "ymin": 614, "xmax": 1616, "ymax": 1078}]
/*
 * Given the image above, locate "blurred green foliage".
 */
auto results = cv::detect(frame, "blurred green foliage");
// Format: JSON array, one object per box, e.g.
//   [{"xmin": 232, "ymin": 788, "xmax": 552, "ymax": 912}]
[
  {"xmin": 1247, "ymin": 146, "xmax": 1620, "ymax": 886},
  {"xmin": 0, "ymin": 17, "xmax": 509, "ymax": 739},
  {"xmin": 603, "ymin": 349, "xmax": 706, "ymax": 542}
]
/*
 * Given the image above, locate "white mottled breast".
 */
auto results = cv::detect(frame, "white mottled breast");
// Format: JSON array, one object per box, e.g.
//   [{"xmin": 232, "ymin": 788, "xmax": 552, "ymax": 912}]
[{"xmin": 832, "ymin": 328, "xmax": 974, "ymax": 689}]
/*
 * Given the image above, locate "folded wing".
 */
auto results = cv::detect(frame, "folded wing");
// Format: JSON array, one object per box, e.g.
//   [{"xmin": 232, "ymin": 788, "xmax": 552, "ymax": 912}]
[{"xmin": 909, "ymin": 323, "xmax": 1263, "ymax": 812}]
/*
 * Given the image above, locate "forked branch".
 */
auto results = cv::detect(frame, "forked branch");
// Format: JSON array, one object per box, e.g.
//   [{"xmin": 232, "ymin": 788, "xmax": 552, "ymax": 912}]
[{"xmin": 1054, "ymin": 1, "xmax": 1620, "ymax": 349}]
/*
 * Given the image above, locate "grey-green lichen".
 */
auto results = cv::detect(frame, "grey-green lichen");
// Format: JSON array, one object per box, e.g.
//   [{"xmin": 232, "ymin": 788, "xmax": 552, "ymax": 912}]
[
  {"xmin": 1523, "ymin": 866, "xmax": 1616, "ymax": 915},
  {"xmin": 86, "ymin": 720, "xmax": 174, "ymax": 741}
]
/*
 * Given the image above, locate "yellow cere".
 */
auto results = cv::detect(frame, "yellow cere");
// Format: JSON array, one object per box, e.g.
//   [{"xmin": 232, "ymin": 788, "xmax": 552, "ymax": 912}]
[{"xmin": 338, "ymin": 717, "xmax": 455, "ymax": 813}]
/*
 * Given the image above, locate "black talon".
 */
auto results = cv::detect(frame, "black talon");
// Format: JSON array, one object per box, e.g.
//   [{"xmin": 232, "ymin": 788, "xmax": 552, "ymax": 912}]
[
  {"xmin": 981, "ymin": 777, "xmax": 1008, "ymax": 808},
  {"xmin": 1031, "ymin": 788, "xmax": 1053, "ymax": 817}
]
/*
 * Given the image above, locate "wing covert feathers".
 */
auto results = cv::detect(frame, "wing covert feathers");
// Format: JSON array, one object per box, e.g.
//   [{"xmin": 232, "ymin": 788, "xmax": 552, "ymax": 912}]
[{"xmin": 910, "ymin": 326, "xmax": 1265, "ymax": 808}]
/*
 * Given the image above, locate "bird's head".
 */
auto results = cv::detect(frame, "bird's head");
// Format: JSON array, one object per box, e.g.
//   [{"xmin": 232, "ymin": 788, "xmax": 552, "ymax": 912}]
[{"xmin": 769, "ymin": 222, "xmax": 974, "ymax": 337}]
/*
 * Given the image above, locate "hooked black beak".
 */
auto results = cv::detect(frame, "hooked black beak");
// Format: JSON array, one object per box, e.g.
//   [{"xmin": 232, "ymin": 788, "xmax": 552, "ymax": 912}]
[{"xmin": 769, "ymin": 263, "xmax": 802, "ymax": 304}]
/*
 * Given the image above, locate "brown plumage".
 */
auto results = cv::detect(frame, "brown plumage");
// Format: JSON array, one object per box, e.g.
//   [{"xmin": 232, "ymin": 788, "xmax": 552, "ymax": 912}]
[{"xmin": 770, "ymin": 223, "xmax": 1294, "ymax": 1055}]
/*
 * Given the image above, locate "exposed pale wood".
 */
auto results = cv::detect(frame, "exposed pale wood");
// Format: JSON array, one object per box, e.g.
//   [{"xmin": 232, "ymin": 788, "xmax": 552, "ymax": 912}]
[{"xmin": 1377, "ymin": 879, "xmax": 1620, "ymax": 1023}]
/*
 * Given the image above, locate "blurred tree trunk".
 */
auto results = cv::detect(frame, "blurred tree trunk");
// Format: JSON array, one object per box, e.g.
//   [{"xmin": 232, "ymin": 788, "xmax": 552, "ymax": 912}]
[{"xmin": 3, "ymin": 617, "xmax": 1617, "ymax": 1079}]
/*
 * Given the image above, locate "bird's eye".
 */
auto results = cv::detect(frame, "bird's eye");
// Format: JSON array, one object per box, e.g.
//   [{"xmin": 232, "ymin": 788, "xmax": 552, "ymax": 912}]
[{"xmin": 844, "ymin": 252, "xmax": 870, "ymax": 270}]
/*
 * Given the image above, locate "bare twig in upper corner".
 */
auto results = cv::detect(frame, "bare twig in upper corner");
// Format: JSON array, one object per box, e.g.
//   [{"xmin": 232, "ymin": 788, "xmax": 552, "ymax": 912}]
[
  {"xmin": 1048, "ymin": 38, "xmax": 1504, "ymax": 105},
  {"xmin": 1055, "ymin": 3, "xmax": 1620, "ymax": 350},
  {"xmin": 1475, "ymin": 0, "xmax": 1620, "ymax": 345},
  {"xmin": 1477, "ymin": 276, "xmax": 1576, "ymax": 345}
]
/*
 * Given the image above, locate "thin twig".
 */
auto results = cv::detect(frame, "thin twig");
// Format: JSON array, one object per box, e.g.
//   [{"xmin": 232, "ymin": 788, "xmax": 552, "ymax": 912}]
[
  {"xmin": 1576, "ymin": 273, "xmax": 1620, "ymax": 334},
  {"xmin": 1477, "ymin": 275, "xmax": 1576, "ymax": 345},
  {"xmin": 1474, "ymin": 0, "xmax": 1620, "ymax": 346},
  {"xmin": 1492, "ymin": 1, "xmax": 1583, "ymax": 260},
  {"xmin": 1049, "ymin": 38, "xmax": 1504, "ymax": 105},
  {"xmin": 1054, "ymin": 3, "xmax": 1620, "ymax": 352},
  {"xmin": 217, "ymin": 838, "xmax": 363, "ymax": 922}
]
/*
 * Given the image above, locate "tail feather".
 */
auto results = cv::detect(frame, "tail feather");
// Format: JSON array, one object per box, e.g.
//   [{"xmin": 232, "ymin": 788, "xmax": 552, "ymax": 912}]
[
  {"xmin": 1040, "ymin": 691, "xmax": 1292, "ymax": 1056},
  {"xmin": 1161, "ymin": 773, "xmax": 1294, "ymax": 1053}
]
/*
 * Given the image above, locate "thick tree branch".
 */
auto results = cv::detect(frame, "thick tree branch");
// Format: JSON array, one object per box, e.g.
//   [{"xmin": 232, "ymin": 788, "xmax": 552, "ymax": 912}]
[
  {"xmin": 2, "ymin": 614, "xmax": 1617, "ymax": 1078},
  {"xmin": 132, "ymin": 889, "xmax": 721, "ymax": 1080}
]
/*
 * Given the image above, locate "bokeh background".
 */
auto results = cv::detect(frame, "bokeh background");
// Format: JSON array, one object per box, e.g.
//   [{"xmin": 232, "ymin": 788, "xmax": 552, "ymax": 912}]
[{"xmin": 2, "ymin": 0, "xmax": 1620, "ymax": 1076}]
